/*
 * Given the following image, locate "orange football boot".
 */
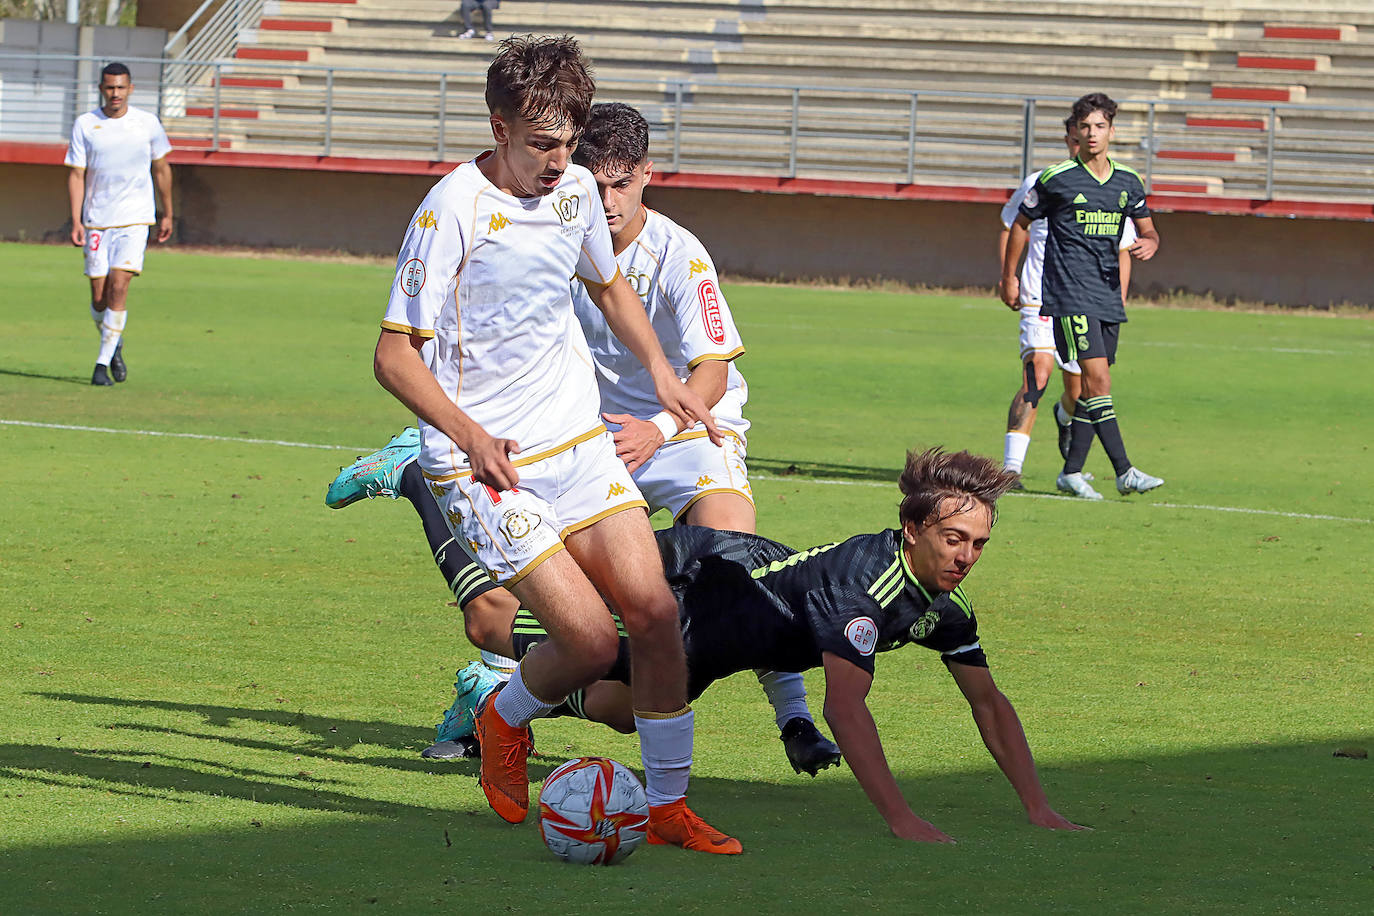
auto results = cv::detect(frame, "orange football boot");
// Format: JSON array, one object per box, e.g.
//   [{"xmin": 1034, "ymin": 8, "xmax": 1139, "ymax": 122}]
[
  {"xmin": 647, "ymin": 799, "xmax": 743, "ymax": 854},
  {"xmin": 473, "ymin": 692, "xmax": 534, "ymax": 823}
]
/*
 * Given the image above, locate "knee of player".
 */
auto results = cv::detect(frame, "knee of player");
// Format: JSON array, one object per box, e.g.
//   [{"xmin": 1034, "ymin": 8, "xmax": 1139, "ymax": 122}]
[
  {"xmin": 612, "ymin": 589, "xmax": 679, "ymax": 639},
  {"xmin": 462, "ymin": 593, "xmax": 515, "ymax": 653},
  {"xmin": 574, "ymin": 627, "xmax": 622, "ymax": 678}
]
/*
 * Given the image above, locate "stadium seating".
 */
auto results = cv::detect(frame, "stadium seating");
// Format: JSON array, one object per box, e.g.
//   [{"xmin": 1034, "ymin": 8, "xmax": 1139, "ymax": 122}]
[{"xmin": 160, "ymin": 0, "xmax": 1374, "ymax": 200}]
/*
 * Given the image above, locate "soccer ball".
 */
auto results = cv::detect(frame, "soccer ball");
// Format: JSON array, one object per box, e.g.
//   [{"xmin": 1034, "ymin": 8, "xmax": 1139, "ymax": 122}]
[{"xmin": 537, "ymin": 756, "xmax": 649, "ymax": 865}]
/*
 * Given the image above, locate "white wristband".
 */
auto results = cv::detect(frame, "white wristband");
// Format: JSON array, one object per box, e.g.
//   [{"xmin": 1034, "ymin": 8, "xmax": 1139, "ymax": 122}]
[{"xmin": 649, "ymin": 411, "xmax": 679, "ymax": 442}]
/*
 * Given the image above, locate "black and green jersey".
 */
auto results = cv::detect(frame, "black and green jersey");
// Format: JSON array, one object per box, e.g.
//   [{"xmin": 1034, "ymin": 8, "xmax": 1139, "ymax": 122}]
[
  {"xmin": 1019, "ymin": 156, "xmax": 1150, "ymax": 323},
  {"xmin": 510, "ymin": 526, "xmax": 986, "ymax": 701}
]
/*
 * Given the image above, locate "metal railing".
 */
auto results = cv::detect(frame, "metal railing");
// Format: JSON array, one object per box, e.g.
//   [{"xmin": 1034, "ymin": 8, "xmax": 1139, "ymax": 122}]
[
  {"xmin": 6, "ymin": 51, "xmax": 1374, "ymax": 203},
  {"xmin": 162, "ymin": 0, "xmax": 266, "ymax": 110}
]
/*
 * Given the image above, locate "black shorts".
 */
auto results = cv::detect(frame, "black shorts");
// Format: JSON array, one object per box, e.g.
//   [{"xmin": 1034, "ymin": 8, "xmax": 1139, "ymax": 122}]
[{"xmin": 1053, "ymin": 315, "xmax": 1120, "ymax": 365}]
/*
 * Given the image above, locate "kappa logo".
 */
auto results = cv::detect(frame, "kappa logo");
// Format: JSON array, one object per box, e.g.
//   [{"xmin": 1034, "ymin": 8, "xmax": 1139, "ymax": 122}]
[
  {"xmin": 844, "ymin": 617, "xmax": 879, "ymax": 657},
  {"xmin": 415, "ymin": 209, "xmax": 438, "ymax": 231},
  {"xmin": 1073, "ymin": 193, "xmax": 1088, "ymax": 204},
  {"xmin": 554, "ymin": 193, "xmax": 580, "ymax": 225},
  {"xmin": 400, "ymin": 258, "xmax": 426, "ymax": 297},
  {"xmin": 909, "ymin": 608, "xmax": 941, "ymax": 641},
  {"xmin": 698, "ymin": 279, "xmax": 726, "ymax": 345},
  {"xmin": 606, "ymin": 482, "xmax": 628, "ymax": 498},
  {"xmin": 428, "ymin": 481, "xmax": 446, "ymax": 499},
  {"xmin": 468, "ymin": 539, "xmax": 482, "ymax": 554},
  {"xmin": 446, "ymin": 507, "xmax": 463, "ymax": 528},
  {"xmin": 696, "ymin": 475, "xmax": 715, "ymax": 488},
  {"xmin": 488, "ymin": 212, "xmax": 511, "ymax": 233},
  {"xmin": 688, "ymin": 258, "xmax": 710, "ymax": 277}
]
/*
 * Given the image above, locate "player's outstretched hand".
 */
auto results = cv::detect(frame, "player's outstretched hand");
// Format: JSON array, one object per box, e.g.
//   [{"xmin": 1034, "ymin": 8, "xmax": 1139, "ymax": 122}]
[
  {"xmin": 157, "ymin": 215, "xmax": 174, "ymax": 243},
  {"xmin": 1128, "ymin": 237, "xmax": 1158, "ymax": 261},
  {"xmin": 468, "ymin": 433, "xmax": 522, "ymax": 491},
  {"xmin": 1000, "ymin": 276, "xmax": 1020, "ymax": 309},
  {"xmin": 70, "ymin": 225, "xmax": 85, "ymax": 247},
  {"xmin": 653, "ymin": 375, "xmax": 723, "ymax": 446},
  {"xmin": 1027, "ymin": 806, "xmax": 1089, "ymax": 831},
  {"xmin": 888, "ymin": 812, "xmax": 956, "ymax": 844},
  {"xmin": 603, "ymin": 413, "xmax": 663, "ymax": 474}
]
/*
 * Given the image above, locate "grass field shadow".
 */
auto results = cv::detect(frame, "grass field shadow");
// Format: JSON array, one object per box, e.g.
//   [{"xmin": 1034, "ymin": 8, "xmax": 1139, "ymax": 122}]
[
  {"xmin": 0, "ymin": 367, "xmax": 90, "ymax": 386},
  {"xmin": 750, "ymin": 456, "xmax": 899, "ymax": 483}
]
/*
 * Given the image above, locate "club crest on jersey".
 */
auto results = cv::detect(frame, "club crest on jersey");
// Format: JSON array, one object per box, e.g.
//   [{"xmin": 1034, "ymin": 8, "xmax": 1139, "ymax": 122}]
[
  {"xmin": 909, "ymin": 608, "xmax": 940, "ymax": 641},
  {"xmin": 1024, "ymin": 187, "xmax": 1039, "ymax": 209},
  {"xmin": 554, "ymin": 193, "xmax": 580, "ymax": 225},
  {"xmin": 1119, "ymin": 190, "xmax": 1128, "ymax": 208},
  {"xmin": 400, "ymin": 258, "xmax": 426, "ymax": 297},
  {"xmin": 500, "ymin": 508, "xmax": 541, "ymax": 543},
  {"xmin": 845, "ymin": 617, "xmax": 879, "ymax": 656},
  {"xmin": 624, "ymin": 267, "xmax": 652, "ymax": 297},
  {"xmin": 698, "ymin": 280, "xmax": 726, "ymax": 344}
]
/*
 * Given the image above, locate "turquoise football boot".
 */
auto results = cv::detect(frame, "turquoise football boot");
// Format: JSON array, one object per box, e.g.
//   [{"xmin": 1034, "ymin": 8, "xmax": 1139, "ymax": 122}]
[
  {"xmin": 325, "ymin": 427, "xmax": 421, "ymax": 509},
  {"xmin": 434, "ymin": 662, "xmax": 504, "ymax": 744}
]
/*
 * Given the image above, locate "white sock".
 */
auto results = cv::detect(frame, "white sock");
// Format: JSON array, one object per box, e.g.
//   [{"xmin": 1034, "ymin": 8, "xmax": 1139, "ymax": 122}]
[
  {"xmin": 755, "ymin": 670, "xmax": 810, "ymax": 730},
  {"xmin": 635, "ymin": 707, "xmax": 693, "ymax": 807},
  {"xmin": 96, "ymin": 309, "xmax": 127, "ymax": 366},
  {"xmin": 491, "ymin": 663, "xmax": 558, "ymax": 728},
  {"xmin": 1004, "ymin": 431, "xmax": 1031, "ymax": 473},
  {"xmin": 1055, "ymin": 401, "xmax": 1073, "ymax": 427},
  {"xmin": 480, "ymin": 650, "xmax": 518, "ymax": 682}
]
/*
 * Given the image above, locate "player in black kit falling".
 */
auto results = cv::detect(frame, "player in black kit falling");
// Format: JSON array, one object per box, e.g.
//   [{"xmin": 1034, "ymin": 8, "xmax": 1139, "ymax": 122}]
[
  {"xmin": 481, "ymin": 448, "xmax": 1087, "ymax": 842},
  {"xmin": 1001, "ymin": 92, "xmax": 1164, "ymax": 500}
]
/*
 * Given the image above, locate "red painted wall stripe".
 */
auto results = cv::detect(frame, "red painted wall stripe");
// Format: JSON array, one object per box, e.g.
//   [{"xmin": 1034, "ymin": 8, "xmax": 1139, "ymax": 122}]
[
  {"xmin": 1186, "ymin": 116, "xmax": 1267, "ymax": 130},
  {"xmin": 1263, "ymin": 26, "xmax": 1343, "ymax": 41},
  {"xmin": 1212, "ymin": 86, "xmax": 1293, "ymax": 102},
  {"xmin": 1157, "ymin": 150, "xmax": 1239, "ymax": 162},
  {"xmin": 220, "ymin": 77, "xmax": 286, "ymax": 89},
  {"xmin": 185, "ymin": 107, "xmax": 260, "ymax": 119},
  {"xmin": 260, "ymin": 19, "xmax": 332, "ymax": 31},
  {"xmin": 236, "ymin": 47, "xmax": 310, "ymax": 61},
  {"xmin": 1237, "ymin": 55, "xmax": 1319, "ymax": 71}
]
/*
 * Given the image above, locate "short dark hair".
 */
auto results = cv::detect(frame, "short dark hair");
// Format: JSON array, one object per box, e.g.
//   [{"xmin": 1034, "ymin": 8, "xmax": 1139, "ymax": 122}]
[
  {"xmin": 1071, "ymin": 92, "xmax": 1117, "ymax": 126},
  {"xmin": 572, "ymin": 102, "xmax": 649, "ymax": 173},
  {"xmin": 1063, "ymin": 113, "xmax": 1077, "ymax": 135},
  {"xmin": 485, "ymin": 35, "xmax": 594, "ymax": 133},
  {"xmin": 100, "ymin": 62, "xmax": 131, "ymax": 81},
  {"xmin": 897, "ymin": 447, "xmax": 1018, "ymax": 529}
]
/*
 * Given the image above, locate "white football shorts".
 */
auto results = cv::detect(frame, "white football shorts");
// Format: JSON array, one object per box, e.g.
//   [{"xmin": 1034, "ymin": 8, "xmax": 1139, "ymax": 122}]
[
  {"xmin": 84, "ymin": 225, "xmax": 149, "ymax": 278},
  {"xmin": 424, "ymin": 431, "xmax": 646, "ymax": 586},
  {"xmin": 1018, "ymin": 304, "xmax": 1080, "ymax": 374},
  {"xmin": 634, "ymin": 431, "xmax": 753, "ymax": 522}
]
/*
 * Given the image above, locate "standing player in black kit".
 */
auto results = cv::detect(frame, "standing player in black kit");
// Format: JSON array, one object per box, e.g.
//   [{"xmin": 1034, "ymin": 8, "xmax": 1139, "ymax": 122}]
[{"xmin": 1001, "ymin": 92, "xmax": 1164, "ymax": 500}]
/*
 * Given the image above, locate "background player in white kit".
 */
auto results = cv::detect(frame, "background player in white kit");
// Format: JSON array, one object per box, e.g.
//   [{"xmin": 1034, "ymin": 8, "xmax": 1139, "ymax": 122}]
[
  {"xmin": 997, "ymin": 115, "xmax": 1135, "ymax": 482},
  {"xmin": 370, "ymin": 37, "xmax": 739, "ymax": 853},
  {"xmin": 571, "ymin": 102, "xmax": 841, "ymax": 773},
  {"xmin": 65, "ymin": 62, "xmax": 173, "ymax": 387}
]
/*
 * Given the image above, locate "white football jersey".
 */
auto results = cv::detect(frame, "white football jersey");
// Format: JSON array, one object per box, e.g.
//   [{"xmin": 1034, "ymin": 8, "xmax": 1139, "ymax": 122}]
[
  {"xmin": 572, "ymin": 207, "xmax": 748, "ymax": 436},
  {"xmin": 1002, "ymin": 170, "xmax": 1136, "ymax": 305},
  {"xmin": 381, "ymin": 155, "xmax": 621, "ymax": 475},
  {"xmin": 64, "ymin": 106, "xmax": 171, "ymax": 229}
]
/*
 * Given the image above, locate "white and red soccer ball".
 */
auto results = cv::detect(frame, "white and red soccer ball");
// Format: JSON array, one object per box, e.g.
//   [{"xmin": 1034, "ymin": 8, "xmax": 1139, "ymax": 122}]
[{"xmin": 537, "ymin": 756, "xmax": 649, "ymax": 865}]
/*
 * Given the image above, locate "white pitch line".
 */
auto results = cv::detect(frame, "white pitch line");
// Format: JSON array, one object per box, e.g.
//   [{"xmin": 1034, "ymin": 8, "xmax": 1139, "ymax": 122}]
[{"xmin": 6, "ymin": 419, "xmax": 1371, "ymax": 525}]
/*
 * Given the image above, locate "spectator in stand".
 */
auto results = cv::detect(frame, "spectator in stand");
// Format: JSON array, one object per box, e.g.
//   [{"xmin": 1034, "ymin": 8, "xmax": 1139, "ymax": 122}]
[{"xmin": 458, "ymin": 0, "xmax": 498, "ymax": 40}]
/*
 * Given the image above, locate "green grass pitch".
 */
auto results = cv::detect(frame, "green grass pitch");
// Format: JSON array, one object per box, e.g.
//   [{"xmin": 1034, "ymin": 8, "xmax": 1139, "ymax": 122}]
[{"xmin": 0, "ymin": 241, "xmax": 1370, "ymax": 913}]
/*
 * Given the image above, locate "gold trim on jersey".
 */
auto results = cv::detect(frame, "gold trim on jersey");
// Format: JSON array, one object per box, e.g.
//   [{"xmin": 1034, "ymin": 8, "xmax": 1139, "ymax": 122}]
[
  {"xmin": 575, "ymin": 264, "xmax": 624, "ymax": 291},
  {"xmin": 665, "ymin": 428, "xmax": 745, "ymax": 445},
  {"xmin": 380, "ymin": 319, "xmax": 436, "ymax": 339},
  {"xmin": 83, "ymin": 221, "xmax": 156, "ymax": 230},
  {"xmin": 421, "ymin": 424, "xmax": 608, "ymax": 482},
  {"xmin": 560, "ymin": 500, "xmax": 649, "ymax": 539},
  {"xmin": 671, "ymin": 487, "xmax": 754, "ymax": 523},
  {"xmin": 504, "ymin": 541, "xmax": 567, "ymax": 588},
  {"xmin": 685, "ymin": 346, "xmax": 745, "ymax": 369}
]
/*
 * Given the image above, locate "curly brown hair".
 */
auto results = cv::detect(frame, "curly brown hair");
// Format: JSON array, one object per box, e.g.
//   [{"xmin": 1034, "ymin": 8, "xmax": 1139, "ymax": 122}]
[
  {"xmin": 485, "ymin": 34, "xmax": 595, "ymax": 133},
  {"xmin": 897, "ymin": 447, "xmax": 1019, "ymax": 529}
]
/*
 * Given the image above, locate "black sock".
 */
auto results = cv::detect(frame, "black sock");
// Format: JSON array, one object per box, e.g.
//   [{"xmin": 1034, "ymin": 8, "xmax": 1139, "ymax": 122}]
[
  {"xmin": 1084, "ymin": 395, "xmax": 1132, "ymax": 476},
  {"xmin": 398, "ymin": 462, "xmax": 473, "ymax": 597},
  {"xmin": 548, "ymin": 689, "xmax": 590, "ymax": 720},
  {"xmin": 1063, "ymin": 398, "xmax": 1095, "ymax": 473}
]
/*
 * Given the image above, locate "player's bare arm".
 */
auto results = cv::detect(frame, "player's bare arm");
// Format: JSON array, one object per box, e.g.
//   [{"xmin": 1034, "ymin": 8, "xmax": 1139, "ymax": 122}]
[
  {"xmin": 1120, "ymin": 246, "xmax": 1133, "ymax": 306},
  {"xmin": 151, "ymin": 156, "xmax": 174, "ymax": 243},
  {"xmin": 1128, "ymin": 216, "xmax": 1160, "ymax": 260},
  {"xmin": 822, "ymin": 652, "xmax": 955, "ymax": 843},
  {"xmin": 67, "ymin": 167, "xmax": 86, "ymax": 246},
  {"xmin": 584, "ymin": 273, "xmax": 723, "ymax": 445},
  {"xmin": 947, "ymin": 661, "xmax": 1086, "ymax": 831},
  {"xmin": 1001, "ymin": 216, "xmax": 1031, "ymax": 309},
  {"xmin": 373, "ymin": 329, "xmax": 522, "ymax": 489},
  {"xmin": 604, "ymin": 359, "xmax": 729, "ymax": 473}
]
